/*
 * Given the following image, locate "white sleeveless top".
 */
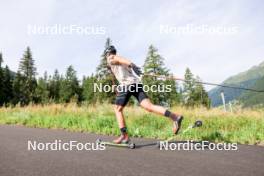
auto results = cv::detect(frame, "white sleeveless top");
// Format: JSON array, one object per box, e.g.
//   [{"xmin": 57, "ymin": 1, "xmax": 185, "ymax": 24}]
[{"xmin": 107, "ymin": 57, "xmax": 140, "ymax": 86}]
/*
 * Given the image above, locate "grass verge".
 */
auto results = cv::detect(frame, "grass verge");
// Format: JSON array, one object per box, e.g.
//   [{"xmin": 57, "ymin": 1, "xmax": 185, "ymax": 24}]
[{"xmin": 0, "ymin": 103, "xmax": 263, "ymax": 145}]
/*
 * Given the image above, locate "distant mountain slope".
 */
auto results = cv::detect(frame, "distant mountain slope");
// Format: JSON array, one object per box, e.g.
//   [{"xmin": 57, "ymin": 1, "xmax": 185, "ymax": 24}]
[
  {"xmin": 239, "ymin": 76, "xmax": 264, "ymax": 107},
  {"xmin": 209, "ymin": 61, "xmax": 264, "ymax": 107},
  {"xmin": 224, "ymin": 61, "xmax": 264, "ymax": 84}
]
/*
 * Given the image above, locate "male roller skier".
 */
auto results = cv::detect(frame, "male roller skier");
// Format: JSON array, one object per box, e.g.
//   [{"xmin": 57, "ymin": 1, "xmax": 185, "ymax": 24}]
[{"xmin": 105, "ymin": 45, "xmax": 184, "ymax": 144}]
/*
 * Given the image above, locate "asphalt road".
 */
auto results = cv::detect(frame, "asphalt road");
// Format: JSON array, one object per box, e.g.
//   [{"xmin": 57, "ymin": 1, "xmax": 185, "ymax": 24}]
[{"xmin": 0, "ymin": 125, "xmax": 263, "ymax": 176}]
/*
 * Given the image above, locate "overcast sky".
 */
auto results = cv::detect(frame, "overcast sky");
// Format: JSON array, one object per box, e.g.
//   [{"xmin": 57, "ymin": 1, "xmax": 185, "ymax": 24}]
[{"xmin": 0, "ymin": 0, "xmax": 263, "ymax": 89}]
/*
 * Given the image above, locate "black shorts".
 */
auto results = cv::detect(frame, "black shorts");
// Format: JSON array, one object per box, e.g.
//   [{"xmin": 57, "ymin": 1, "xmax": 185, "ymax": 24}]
[{"xmin": 115, "ymin": 84, "xmax": 148, "ymax": 106}]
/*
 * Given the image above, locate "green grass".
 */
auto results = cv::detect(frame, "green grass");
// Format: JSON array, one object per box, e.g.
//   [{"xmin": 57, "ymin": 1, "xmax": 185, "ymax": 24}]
[{"xmin": 0, "ymin": 104, "xmax": 263, "ymax": 145}]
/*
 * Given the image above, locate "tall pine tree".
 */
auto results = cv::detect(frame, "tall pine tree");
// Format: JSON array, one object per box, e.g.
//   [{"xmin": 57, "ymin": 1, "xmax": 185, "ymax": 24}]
[
  {"xmin": 95, "ymin": 38, "xmax": 116, "ymax": 103},
  {"xmin": 49, "ymin": 69, "xmax": 61, "ymax": 103},
  {"xmin": 143, "ymin": 45, "xmax": 179, "ymax": 106},
  {"xmin": 183, "ymin": 68, "xmax": 210, "ymax": 107},
  {"xmin": 193, "ymin": 76, "xmax": 210, "ymax": 108},
  {"xmin": 182, "ymin": 68, "xmax": 196, "ymax": 106},
  {"xmin": 96, "ymin": 38, "xmax": 112, "ymax": 79},
  {"xmin": 18, "ymin": 47, "xmax": 37, "ymax": 105},
  {"xmin": 59, "ymin": 65, "xmax": 81, "ymax": 103}
]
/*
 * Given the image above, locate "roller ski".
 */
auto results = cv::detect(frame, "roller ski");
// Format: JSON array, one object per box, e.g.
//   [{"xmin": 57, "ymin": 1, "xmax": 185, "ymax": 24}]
[{"xmin": 96, "ymin": 139, "xmax": 136, "ymax": 149}]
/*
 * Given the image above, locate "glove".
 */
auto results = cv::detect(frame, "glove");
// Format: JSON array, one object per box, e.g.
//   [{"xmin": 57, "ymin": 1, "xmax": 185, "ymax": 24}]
[{"xmin": 129, "ymin": 63, "xmax": 142, "ymax": 76}]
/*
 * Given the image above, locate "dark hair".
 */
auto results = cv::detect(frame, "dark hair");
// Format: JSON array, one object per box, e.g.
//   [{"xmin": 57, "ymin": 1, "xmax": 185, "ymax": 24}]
[{"xmin": 105, "ymin": 45, "xmax": 117, "ymax": 55}]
